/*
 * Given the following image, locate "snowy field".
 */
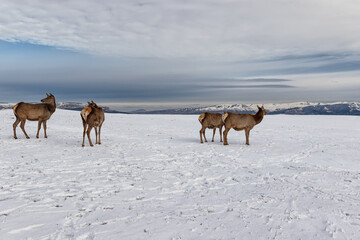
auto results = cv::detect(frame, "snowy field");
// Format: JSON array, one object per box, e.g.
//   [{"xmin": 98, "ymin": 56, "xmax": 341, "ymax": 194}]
[{"xmin": 0, "ymin": 109, "xmax": 360, "ymax": 239}]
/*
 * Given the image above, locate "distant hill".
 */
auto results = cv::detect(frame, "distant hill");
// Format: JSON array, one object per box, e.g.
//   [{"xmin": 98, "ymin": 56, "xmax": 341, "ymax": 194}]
[
  {"xmin": 130, "ymin": 102, "xmax": 360, "ymax": 115},
  {"xmin": 56, "ymin": 102, "xmax": 127, "ymax": 113}
]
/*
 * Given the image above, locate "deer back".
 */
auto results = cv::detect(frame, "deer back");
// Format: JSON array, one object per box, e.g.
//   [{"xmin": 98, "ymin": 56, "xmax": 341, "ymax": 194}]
[
  {"xmin": 13, "ymin": 102, "xmax": 55, "ymax": 121},
  {"xmin": 223, "ymin": 112, "xmax": 256, "ymax": 130},
  {"xmin": 200, "ymin": 112, "xmax": 223, "ymax": 128},
  {"xmin": 87, "ymin": 107, "xmax": 105, "ymax": 126}
]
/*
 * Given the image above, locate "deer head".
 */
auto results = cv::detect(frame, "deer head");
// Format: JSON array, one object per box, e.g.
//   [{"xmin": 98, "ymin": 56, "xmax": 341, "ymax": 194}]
[
  {"xmin": 41, "ymin": 93, "xmax": 55, "ymax": 104},
  {"xmin": 87, "ymin": 101, "xmax": 99, "ymax": 108},
  {"xmin": 257, "ymin": 105, "xmax": 267, "ymax": 115}
]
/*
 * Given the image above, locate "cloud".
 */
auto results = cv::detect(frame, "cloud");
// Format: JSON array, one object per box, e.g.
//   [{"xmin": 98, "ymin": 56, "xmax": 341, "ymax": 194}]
[
  {"xmin": 266, "ymin": 53, "xmax": 353, "ymax": 63},
  {"xmin": 231, "ymin": 78, "xmax": 291, "ymax": 83},
  {"xmin": 198, "ymin": 78, "xmax": 295, "ymax": 89},
  {"xmin": 1, "ymin": 1, "xmax": 360, "ymax": 106},
  {"xmin": 254, "ymin": 60, "xmax": 360, "ymax": 76},
  {"xmin": 0, "ymin": 40, "xmax": 359, "ymax": 105},
  {"xmin": 206, "ymin": 84, "xmax": 294, "ymax": 89},
  {"xmin": 1, "ymin": 0, "xmax": 360, "ymax": 60}
]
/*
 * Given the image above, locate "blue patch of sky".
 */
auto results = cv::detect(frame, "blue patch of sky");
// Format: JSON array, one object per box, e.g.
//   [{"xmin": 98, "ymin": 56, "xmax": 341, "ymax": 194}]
[
  {"xmin": 0, "ymin": 40, "xmax": 91, "ymax": 72},
  {"xmin": 0, "ymin": 39, "xmax": 83, "ymax": 58}
]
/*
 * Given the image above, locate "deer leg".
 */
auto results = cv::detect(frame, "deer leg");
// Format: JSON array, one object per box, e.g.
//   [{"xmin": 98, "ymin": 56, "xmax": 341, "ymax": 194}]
[
  {"xmin": 94, "ymin": 127, "xmax": 98, "ymax": 144},
  {"xmin": 82, "ymin": 119, "xmax": 87, "ymax": 147},
  {"xmin": 199, "ymin": 126, "xmax": 205, "ymax": 143},
  {"xmin": 98, "ymin": 124, "xmax": 102, "ymax": 145},
  {"xmin": 200, "ymin": 126, "xmax": 207, "ymax": 143},
  {"xmin": 223, "ymin": 127, "xmax": 230, "ymax": 145},
  {"xmin": 82, "ymin": 124, "xmax": 87, "ymax": 147},
  {"xmin": 43, "ymin": 121, "xmax": 47, "ymax": 138},
  {"xmin": 212, "ymin": 128, "xmax": 216, "ymax": 142},
  {"xmin": 20, "ymin": 120, "xmax": 30, "ymax": 139},
  {"xmin": 13, "ymin": 117, "xmax": 20, "ymax": 139},
  {"xmin": 87, "ymin": 126, "xmax": 94, "ymax": 147},
  {"xmin": 245, "ymin": 129, "xmax": 250, "ymax": 145},
  {"xmin": 219, "ymin": 126, "xmax": 223, "ymax": 142},
  {"xmin": 36, "ymin": 120, "xmax": 42, "ymax": 138},
  {"xmin": 203, "ymin": 128, "xmax": 207, "ymax": 143}
]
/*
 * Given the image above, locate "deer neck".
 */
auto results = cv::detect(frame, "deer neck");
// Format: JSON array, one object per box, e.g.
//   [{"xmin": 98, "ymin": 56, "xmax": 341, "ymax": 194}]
[
  {"xmin": 46, "ymin": 101, "xmax": 56, "ymax": 113},
  {"xmin": 254, "ymin": 110, "xmax": 264, "ymax": 125}
]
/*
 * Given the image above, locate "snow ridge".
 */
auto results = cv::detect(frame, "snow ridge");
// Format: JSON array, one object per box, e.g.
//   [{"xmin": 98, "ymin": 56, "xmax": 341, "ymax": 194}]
[{"xmin": 138, "ymin": 102, "xmax": 360, "ymax": 115}]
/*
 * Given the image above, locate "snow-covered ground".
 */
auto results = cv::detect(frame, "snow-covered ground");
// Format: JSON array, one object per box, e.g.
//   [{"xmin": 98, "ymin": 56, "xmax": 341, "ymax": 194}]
[{"xmin": 1, "ymin": 109, "xmax": 360, "ymax": 239}]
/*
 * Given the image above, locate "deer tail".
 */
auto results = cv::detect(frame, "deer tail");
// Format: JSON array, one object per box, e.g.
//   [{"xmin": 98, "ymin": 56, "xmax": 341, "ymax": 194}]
[
  {"xmin": 81, "ymin": 107, "xmax": 92, "ymax": 122},
  {"xmin": 80, "ymin": 111, "xmax": 87, "ymax": 122},
  {"xmin": 198, "ymin": 112, "xmax": 206, "ymax": 123},
  {"xmin": 80, "ymin": 111, "xmax": 85, "ymax": 122},
  {"xmin": 222, "ymin": 112, "xmax": 229, "ymax": 123},
  {"xmin": 12, "ymin": 102, "xmax": 22, "ymax": 117}
]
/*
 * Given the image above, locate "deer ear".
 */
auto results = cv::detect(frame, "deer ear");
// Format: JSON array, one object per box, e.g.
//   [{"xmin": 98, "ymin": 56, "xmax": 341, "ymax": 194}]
[
  {"xmin": 257, "ymin": 105, "xmax": 261, "ymax": 109},
  {"xmin": 46, "ymin": 93, "xmax": 49, "ymax": 97},
  {"xmin": 87, "ymin": 101, "xmax": 91, "ymax": 105}
]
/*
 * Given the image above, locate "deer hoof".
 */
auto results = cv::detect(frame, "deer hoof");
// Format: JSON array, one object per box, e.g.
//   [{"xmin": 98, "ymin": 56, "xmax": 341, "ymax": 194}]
[
  {"xmin": 224, "ymin": 142, "xmax": 228, "ymax": 145},
  {"xmin": 26, "ymin": 136, "xmax": 30, "ymax": 139},
  {"xmin": 90, "ymin": 144, "xmax": 94, "ymax": 147},
  {"xmin": 14, "ymin": 136, "xmax": 17, "ymax": 139}
]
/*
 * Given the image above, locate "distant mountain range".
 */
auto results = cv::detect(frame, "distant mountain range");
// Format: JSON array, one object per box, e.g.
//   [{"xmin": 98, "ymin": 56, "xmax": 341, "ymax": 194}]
[
  {"xmin": 1, "ymin": 102, "xmax": 360, "ymax": 115},
  {"xmin": 133, "ymin": 102, "xmax": 360, "ymax": 115},
  {"xmin": 56, "ymin": 102, "xmax": 127, "ymax": 113}
]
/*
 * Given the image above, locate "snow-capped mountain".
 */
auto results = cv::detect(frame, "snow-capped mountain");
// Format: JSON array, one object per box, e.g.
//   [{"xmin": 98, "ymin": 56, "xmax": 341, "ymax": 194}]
[{"xmin": 135, "ymin": 102, "xmax": 360, "ymax": 115}]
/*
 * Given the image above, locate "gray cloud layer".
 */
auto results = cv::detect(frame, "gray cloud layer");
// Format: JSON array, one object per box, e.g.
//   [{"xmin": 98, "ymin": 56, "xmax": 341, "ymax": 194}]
[
  {"xmin": 1, "ymin": 1, "xmax": 360, "ymax": 107},
  {"xmin": 1, "ymin": 0, "xmax": 360, "ymax": 59}
]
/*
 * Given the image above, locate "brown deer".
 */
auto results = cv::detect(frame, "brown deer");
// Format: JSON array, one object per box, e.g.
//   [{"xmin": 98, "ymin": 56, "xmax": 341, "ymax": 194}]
[
  {"xmin": 12, "ymin": 93, "xmax": 56, "ymax": 139},
  {"xmin": 222, "ymin": 106, "xmax": 266, "ymax": 145},
  {"xmin": 81, "ymin": 101, "xmax": 105, "ymax": 147},
  {"xmin": 198, "ymin": 112, "xmax": 224, "ymax": 143}
]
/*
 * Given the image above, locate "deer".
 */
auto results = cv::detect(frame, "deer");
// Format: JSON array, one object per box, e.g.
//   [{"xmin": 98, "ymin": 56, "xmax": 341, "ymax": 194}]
[
  {"xmin": 81, "ymin": 101, "xmax": 105, "ymax": 147},
  {"xmin": 12, "ymin": 93, "xmax": 56, "ymax": 139},
  {"xmin": 222, "ymin": 105, "xmax": 266, "ymax": 145},
  {"xmin": 198, "ymin": 112, "xmax": 224, "ymax": 143}
]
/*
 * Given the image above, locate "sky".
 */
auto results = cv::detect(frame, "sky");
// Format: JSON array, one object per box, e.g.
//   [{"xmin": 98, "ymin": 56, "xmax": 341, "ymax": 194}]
[{"xmin": 0, "ymin": 0, "xmax": 359, "ymax": 111}]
